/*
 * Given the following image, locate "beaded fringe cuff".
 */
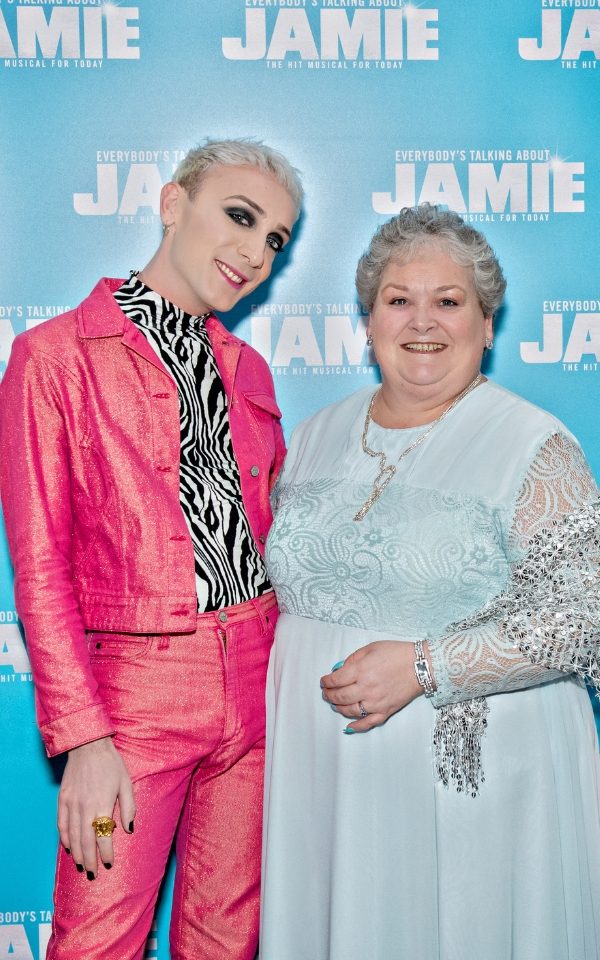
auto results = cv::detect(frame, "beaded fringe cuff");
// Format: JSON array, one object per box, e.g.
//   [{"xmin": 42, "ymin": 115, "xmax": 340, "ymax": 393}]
[
  {"xmin": 433, "ymin": 498, "xmax": 600, "ymax": 797},
  {"xmin": 433, "ymin": 698, "xmax": 490, "ymax": 797}
]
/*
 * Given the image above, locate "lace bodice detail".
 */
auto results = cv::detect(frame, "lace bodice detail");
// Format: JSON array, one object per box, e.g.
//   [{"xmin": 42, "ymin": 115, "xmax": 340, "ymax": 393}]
[{"xmin": 269, "ymin": 478, "xmax": 510, "ymax": 638}]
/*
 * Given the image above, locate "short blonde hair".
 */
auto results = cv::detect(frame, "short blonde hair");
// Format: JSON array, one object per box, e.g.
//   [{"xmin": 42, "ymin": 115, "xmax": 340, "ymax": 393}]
[{"xmin": 173, "ymin": 138, "xmax": 304, "ymax": 213}]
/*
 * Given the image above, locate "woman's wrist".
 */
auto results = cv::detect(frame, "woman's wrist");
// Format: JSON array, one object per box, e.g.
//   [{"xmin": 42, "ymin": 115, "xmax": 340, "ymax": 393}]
[{"xmin": 413, "ymin": 640, "xmax": 436, "ymax": 698}]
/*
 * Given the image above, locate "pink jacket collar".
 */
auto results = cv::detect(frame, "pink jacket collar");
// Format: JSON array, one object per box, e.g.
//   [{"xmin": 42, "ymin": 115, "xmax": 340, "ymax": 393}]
[{"xmin": 76, "ymin": 278, "xmax": 244, "ymax": 383}]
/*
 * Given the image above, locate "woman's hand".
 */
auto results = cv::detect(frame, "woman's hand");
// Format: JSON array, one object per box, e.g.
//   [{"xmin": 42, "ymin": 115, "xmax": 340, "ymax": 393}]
[
  {"xmin": 320, "ymin": 640, "xmax": 431, "ymax": 733},
  {"xmin": 58, "ymin": 736, "xmax": 136, "ymax": 878}
]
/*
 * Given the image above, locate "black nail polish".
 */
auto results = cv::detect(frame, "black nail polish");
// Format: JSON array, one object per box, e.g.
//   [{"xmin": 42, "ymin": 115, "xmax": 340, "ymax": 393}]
[
  {"xmin": 103, "ymin": 862, "xmax": 112, "ymax": 870},
  {"xmin": 65, "ymin": 847, "xmax": 71, "ymax": 855},
  {"xmin": 76, "ymin": 863, "xmax": 84, "ymax": 873},
  {"xmin": 86, "ymin": 871, "xmax": 95, "ymax": 881},
  {"xmin": 128, "ymin": 821, "xmax": 135, "ymax": 833}
]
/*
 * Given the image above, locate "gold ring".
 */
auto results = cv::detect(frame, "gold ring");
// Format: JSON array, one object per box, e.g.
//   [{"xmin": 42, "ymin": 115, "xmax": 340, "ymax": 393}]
[{"xmin": 92, "ymin": 816, "xmax": 117, "ymax": 838}]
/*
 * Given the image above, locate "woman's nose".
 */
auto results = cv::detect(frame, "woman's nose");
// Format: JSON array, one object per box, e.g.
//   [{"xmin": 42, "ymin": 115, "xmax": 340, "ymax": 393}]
[{"xmin": 409, "ymin": 304, "xmax": 436, "ymax": 330}]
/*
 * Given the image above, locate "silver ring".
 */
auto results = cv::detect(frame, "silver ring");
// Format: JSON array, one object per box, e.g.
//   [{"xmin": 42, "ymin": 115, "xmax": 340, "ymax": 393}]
[{"xmin": 358, "ymin": 701, "xmax": 368, "ymax": 719}]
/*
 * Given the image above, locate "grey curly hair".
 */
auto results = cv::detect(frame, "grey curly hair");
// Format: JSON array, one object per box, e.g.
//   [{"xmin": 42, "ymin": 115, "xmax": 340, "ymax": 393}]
[
  {"xmin": 173, "ymin": 138, "xmax": 304, "ymax": 212},
  {"xmin": 356, "ymin": 204, "xmax": 506, "ymax": 317}
]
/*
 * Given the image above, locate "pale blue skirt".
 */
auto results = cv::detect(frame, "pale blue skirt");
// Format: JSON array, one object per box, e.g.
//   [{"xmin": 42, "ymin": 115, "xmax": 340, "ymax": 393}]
[{"xmin": 260, "ymin": 614, "xmax": 600, "ymax": 960}]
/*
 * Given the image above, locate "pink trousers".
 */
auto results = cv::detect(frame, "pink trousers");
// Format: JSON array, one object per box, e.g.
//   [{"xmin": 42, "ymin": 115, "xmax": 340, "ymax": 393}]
[{"xmin": 47, "ymin": 592, "xmax": 278, "ymax": 960}]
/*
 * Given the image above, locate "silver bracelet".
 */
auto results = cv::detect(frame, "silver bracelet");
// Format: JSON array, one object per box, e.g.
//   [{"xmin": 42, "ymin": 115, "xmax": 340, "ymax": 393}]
[{"xmin": 414, "ymin": 640, "xmax": 435, "ymax": 698}]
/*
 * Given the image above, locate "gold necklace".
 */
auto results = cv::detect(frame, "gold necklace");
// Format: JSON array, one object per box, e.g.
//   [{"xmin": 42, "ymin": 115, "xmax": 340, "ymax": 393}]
[{"xmin": 353, "ymin": 374, "xmax": 484, "ymax": 521}]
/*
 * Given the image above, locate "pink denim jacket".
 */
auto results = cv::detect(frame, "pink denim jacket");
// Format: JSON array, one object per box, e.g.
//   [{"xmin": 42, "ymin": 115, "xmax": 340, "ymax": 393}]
[{"xmin": 0, "ymin": 278, "xmax": 285, "ymax": 756}]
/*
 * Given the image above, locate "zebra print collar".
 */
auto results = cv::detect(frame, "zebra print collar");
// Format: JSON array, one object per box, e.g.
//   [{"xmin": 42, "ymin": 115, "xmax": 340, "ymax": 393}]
[{"xmin": 115, "ymin": 271, "xmax": 211, "ymax": 335}]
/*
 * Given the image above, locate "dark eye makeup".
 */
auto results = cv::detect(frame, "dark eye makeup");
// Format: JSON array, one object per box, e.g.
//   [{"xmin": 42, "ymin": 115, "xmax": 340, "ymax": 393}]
[
  {"xmin": 225, "ymin": 206, "xmax": 285, "ymax": 253},
  {"xmin": 226, "ymin": 206, "xmax": 254, "ymax": 228},
  {"xmin": 267, "ymin": 233, "xmax": 284, "ymax": 252}
]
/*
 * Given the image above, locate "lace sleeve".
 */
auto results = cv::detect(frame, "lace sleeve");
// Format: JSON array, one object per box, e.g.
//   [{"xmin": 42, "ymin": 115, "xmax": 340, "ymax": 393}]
[{"xmin": 426, "ymin": 433, "xmax": 600, "ymax": 795}]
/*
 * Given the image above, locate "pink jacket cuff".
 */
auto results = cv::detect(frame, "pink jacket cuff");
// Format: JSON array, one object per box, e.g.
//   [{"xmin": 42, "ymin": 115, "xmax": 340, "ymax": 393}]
[{"xmin": 40, "ymin": 702, "xmax": 116, "ymax": 757}]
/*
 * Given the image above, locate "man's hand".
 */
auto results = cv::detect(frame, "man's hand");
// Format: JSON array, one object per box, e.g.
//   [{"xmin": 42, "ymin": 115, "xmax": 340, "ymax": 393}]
[{"xmin": 58, "ymin": 736, "xmax": 136, "ymax": 878}]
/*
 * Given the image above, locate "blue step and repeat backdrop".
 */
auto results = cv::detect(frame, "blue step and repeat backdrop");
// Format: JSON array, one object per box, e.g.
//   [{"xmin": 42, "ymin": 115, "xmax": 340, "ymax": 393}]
[{"xmin": 1, "ymin": 1, "xmax": 598, "ymax": 956}]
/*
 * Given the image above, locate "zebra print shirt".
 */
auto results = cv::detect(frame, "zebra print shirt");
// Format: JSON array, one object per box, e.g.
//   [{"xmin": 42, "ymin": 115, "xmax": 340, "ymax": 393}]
[{"xmin": 114, "ymin": 273, "xmax": 271, "ymax": 612}]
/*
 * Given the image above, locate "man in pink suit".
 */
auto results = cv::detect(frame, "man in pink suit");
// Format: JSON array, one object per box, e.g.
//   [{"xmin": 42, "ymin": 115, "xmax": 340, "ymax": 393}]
[{"xmin": 0, "ymin": 139, "xmax": 302, "ymax": 960}]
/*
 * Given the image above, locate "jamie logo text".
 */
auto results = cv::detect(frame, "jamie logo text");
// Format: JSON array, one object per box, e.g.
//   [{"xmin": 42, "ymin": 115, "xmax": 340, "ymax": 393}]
[
  {"xmin": 222, "ymin": 9, "xmax": 439, "ymax": 61},
  {"xmin": 520, "ymin": 309, "xmax": 600, "ymax": 368},
  {"xmin": 373, "ymin": 159, "xmax": 585, "ymax": 215},
  {"xmin": 519, "ymin": 9, "xmax": 599, "ymax": 62},
  {"xmin": 0, "ymin": 6, "xmax": 140, "ymax": 62}
]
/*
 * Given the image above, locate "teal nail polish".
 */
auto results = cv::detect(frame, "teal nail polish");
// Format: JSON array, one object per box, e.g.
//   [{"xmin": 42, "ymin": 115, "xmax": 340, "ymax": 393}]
[
  {"xmin": 332, "ymin": 660, "xmax": 345, "ymax": 672},
  {"xmin": 343, "ymin": 727, "xmax": 356, "ymax": 735}
]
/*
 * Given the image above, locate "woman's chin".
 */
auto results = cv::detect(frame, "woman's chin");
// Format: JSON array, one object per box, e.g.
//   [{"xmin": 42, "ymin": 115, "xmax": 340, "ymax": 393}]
[{"xmin": 389, "ymin": 366, "xmax": 450, "ymax": 390}]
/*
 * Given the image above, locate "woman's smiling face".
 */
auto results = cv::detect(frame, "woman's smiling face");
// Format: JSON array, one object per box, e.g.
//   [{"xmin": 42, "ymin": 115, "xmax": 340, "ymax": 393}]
[
  {"xmin": 368, "ymin": 243, "xmax": 493, "ymax": 396},
  {"xmin": 159, "ymin": 164, "xmax": 298, "ymax": 315}
]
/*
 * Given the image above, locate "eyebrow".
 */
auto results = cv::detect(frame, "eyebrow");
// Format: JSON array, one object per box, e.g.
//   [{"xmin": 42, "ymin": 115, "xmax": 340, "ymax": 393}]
[
  {"xmin": 224, "ymin": 195, "xmax": 291, "ymax": 239},
  {"xmin": 380, "ymin": 283, "xmax": 467, "ymax": 294}
]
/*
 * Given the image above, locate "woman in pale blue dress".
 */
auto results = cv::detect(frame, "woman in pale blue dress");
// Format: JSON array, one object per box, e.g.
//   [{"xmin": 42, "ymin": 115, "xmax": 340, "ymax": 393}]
[{"xmin": 260, "ymin": 205, "xmax": 600, "ymax": 960}]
